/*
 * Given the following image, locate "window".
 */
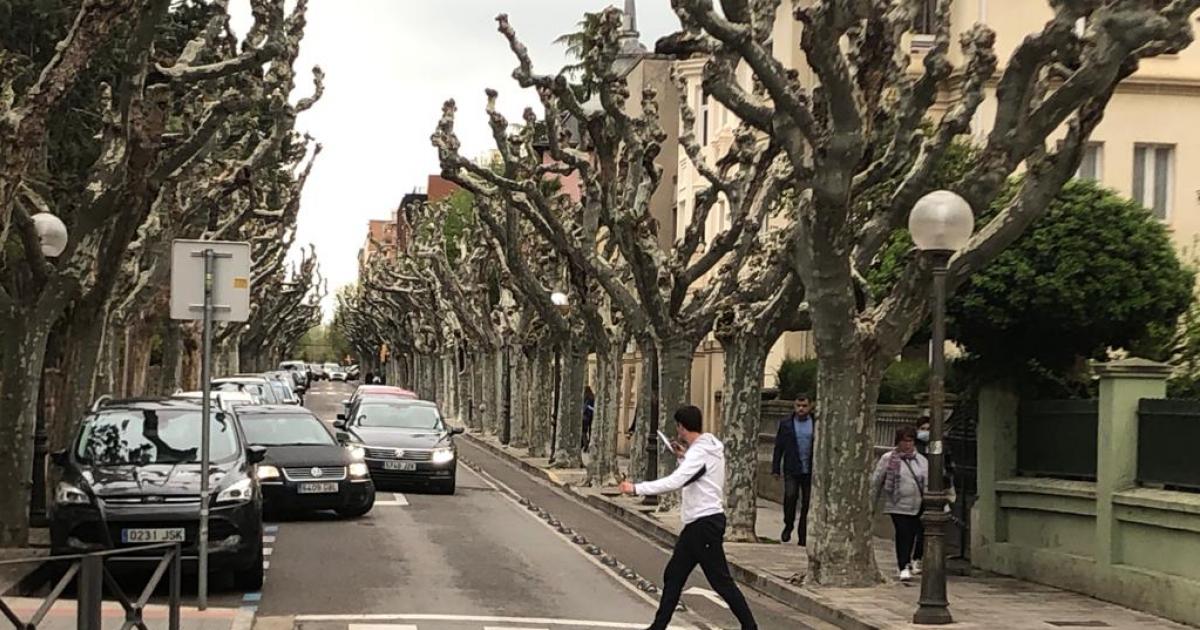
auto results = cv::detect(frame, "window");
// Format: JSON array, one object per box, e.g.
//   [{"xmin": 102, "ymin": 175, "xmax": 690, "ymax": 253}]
[
  {"xmin": 913, "ymin": 0, "xmax": 938, "ymax": 35},
  {"xmin": 700, "ymin": 91, "xmax": 711, "ymax": 145},
  {"xmin": 1076, "ymin": 142, "xmax": 1103, "ymax": 182},
  {"xmin": 1133, "ymin": 144, "xmax": 1174, "ymax": 219}
]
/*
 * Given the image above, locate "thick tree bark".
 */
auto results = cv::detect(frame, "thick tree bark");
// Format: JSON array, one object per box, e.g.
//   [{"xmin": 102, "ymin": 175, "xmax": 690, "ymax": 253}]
[
  {"xmin": 528, "ymin": 348, "xmax": 554, "ymax": 458},
  {"xmin": 455, "ymin": 351, "xmax": 469, "ymax": 424},
  {"xmin": 654, "ymin": 336, "xmax": 696, "ymax": 509},
  {"xmin": 509, "ymin": 348, "xmax": 528, "ymax": 449},
  {"xmin": 550, "ymin": 338, "xmax": 587, "ymax": 468},
  {"xmin": 481, "ymin": 351, "xmax": 498, "ymax": 434},
  {"xmin": 43, "ymin": 308, "xmax": 108, "ymax": 453},
  {"xmin": 718, "ymin": 332, "xmax": 770, "ymax": 543},
  {"xmin": 808, "ymin": 341, "xmax": 886, "ymax": 587},
  {"xmin": 628, "ymin": 337, "xmax": 656, "ymax": 482},
  {"xmin": 586, "ymin": 342, "xmax": 622, "ymax": 487},
  {"xmin": 0, "ymin": 303, "xmax": 56, "ymax": 546},
  {"xmin": 470, "ymin": 354, "xmax": 485, "ymax": 431}
]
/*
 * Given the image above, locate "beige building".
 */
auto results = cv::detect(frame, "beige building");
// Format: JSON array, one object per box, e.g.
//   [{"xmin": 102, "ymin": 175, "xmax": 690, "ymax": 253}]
[{"xmin": 659, "ymin": 1, "xmax": 1200, "ymax": 434}]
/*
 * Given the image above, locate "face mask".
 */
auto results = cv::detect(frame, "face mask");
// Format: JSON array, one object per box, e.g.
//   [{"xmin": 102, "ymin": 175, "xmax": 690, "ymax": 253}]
[{"xmin": 917, "ymin": 430, "xmax": 930, "ymax": 442}]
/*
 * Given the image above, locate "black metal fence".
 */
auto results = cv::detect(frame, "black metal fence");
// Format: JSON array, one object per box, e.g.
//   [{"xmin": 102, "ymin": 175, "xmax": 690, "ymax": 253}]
[
  {"xmin": 0, "ymin": 543, "xmax": 181, "ymax": 630},
  {"xmin": 1017, "ymin": 399, "xmax": 1099, "ymax": 481},
  {"xmin": 1138, "ymin": 399, "xmax": 1200, "ymax": 492}
]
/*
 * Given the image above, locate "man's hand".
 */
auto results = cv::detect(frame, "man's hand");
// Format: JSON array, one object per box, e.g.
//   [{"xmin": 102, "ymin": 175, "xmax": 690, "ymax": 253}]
[
  {"xmin": 618, "ymin": 480, "xmax": 636, "ymax": 495},
  {"xmin": 771, "ymin": 472, "xmax": 781, "ymax": 479},
  {"xmin": 670, "ymin": 440, "xmax": 687, "ymax": 458}
]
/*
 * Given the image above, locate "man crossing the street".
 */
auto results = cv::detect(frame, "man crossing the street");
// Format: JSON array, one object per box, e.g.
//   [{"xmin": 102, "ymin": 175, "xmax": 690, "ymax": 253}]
[{"xmin": 619, "ymin": 405, "xmax": 758, "ymax": 630}]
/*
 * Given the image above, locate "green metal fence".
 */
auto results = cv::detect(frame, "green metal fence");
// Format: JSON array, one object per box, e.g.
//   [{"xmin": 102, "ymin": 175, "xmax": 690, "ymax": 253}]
[
  {"xmin": 1137, "ymin": 399, "xmax": 1200, "ymax": 492},
  {"xmin": 1017, "ymin": 399, "xmax": 1099, "ymax": 481}
]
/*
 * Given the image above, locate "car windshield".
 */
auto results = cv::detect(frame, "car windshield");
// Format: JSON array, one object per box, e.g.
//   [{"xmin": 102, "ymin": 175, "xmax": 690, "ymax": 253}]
[
  {"xmin": 357, "ymin": 404, "xmax": 442, "ymax": 430},
  {"xmin": 241, "ymin": 414, "xmax": 334, "ymax": 447},
  {"xmin": 76, "ymin": 409, "xmax": 239, "ymax": 465},
  {"xmin": 213, "ymin": 381, "xmax": 275, "ymax": 404},
  {"xmin": 269, "ymin": 380, "xmax": 294, "ymax": 402}
]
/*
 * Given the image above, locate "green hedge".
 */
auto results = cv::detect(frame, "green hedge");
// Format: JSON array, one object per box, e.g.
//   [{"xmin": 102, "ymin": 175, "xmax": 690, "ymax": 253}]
[{"xmin": 776, "ymin": 356, "xmax": 934, "ymax": 404}]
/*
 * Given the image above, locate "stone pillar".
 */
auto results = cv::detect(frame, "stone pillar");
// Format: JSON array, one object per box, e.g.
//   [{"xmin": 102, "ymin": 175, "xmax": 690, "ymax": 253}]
[
  {"xmin": 1093, "ymin": 357, "xmax": 1170, "ymax": 566},
  {"xmin": 972, "ymin": 382, "xmax": 1019, "ymax": 563}
]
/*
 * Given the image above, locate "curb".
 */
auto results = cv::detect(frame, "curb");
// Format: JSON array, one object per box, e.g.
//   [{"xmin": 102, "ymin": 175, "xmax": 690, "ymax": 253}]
[{"xmin": 462, "ymin": 432, "xmax": 887, "ymax": 630}]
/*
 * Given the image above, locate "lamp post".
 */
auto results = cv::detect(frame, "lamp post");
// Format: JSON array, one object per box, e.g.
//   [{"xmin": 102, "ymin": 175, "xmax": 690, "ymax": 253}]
[
  {"xmin": 908, "ymin": 191, "xmax": 974, "ymax": 625},
  {"xmin": 549, "ymin": 292, "xmax": 570, "ymax": 459},
  {"xmin": 30, "ymin": 212, "xmax": 69, "ymax": 526}
]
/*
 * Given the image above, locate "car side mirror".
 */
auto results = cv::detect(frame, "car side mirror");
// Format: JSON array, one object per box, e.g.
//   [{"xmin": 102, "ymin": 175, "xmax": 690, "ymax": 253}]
[
  {"xmin": 247, "ymin": 445, "xmax": 268, "ymax": 464},
  {"xmin": 50, "ymin": 449, "xmax": 69, "ymax": 467},
  {"xmin": 333, "ymin": 419, "xmax": 347, "ymax": 429},
  {"xmin": 450, "ymin": 426, "xmax": 465, "ymax": 436},
  {"xmin": 335, "ymin": 431, "xmax": 351, "ymax": 443}
]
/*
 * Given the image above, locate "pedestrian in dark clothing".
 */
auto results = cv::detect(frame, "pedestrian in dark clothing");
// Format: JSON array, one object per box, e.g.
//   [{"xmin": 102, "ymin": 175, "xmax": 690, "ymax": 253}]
[
  {"xmin": 772, "ymin": 395, "xmax": 815, "ymax": 545},
  {"xmin": 620, "ymin": 406, "xmax": 758, "ymax": 630},
  {"xmin": 581, "ymin": 386, "xmax": 595, "ymax": 452}
]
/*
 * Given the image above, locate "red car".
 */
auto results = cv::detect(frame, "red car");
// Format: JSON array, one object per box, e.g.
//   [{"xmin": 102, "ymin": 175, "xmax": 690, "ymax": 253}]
[{"xmin": 341, "ymin": 385, "xmax": 418, "ymax": 414}]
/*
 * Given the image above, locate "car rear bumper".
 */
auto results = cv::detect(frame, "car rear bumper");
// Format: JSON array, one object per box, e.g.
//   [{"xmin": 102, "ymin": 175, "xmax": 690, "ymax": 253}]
[{"xmin": 261, "ymin": 479, "xmax": 374, "ymax": 511}]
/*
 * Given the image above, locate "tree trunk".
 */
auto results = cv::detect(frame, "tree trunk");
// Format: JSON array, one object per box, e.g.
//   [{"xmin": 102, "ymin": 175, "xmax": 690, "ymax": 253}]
[
  {"xmin": 43, "ymin": 307, "xmax": 109, "ymax": 453},
  {"xmin": 0, "ymin": 306, "xmax": 54, "ymax": 546},
  {"xmin": 154, "ymin": 319, "xmax": 184, "ymax": 396},
  {"xmin": 509, "ymin": 348, "xmax": 527, "ymax": 449},
  {"xmin": 654, "ymin": 336, "xmax": 696, "ymax": 509},
  {"xmin": 470, "ymin": 354, "xmax": 485, "ymax": 431},
  {"xmin": 587, "ymin": 343, "xmax": 622, "ymax": 487},
  {"xmin": 480, "ymin": 351, "xmax": 496, "ymax": 434},
  {"xmin": 718, "ymin": 332, "xmax": 770, "ymax": 543},
  {"xmin": 628, "ymin": 337, "xmax": 656, "ymax": 482},
  {"xmin": 124, "ymin": 322, "xmax": 154, "ymax": 397},
  {"xmin": 551, "ymin": 338, "xmax": 586, "ymax": 469},
  {"xmin": 527, "ymin": 348, "xmax": 553, "ymax": 457},
  {"xmin": 808, "ymin": 343, "xmax": 885, "ymax": 587}
]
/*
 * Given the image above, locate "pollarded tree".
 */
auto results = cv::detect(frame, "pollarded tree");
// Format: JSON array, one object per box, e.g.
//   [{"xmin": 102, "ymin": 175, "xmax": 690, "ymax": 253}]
[{"xmin": 668, "ymin": 0, "xmax": 1200, "ymax": 584}]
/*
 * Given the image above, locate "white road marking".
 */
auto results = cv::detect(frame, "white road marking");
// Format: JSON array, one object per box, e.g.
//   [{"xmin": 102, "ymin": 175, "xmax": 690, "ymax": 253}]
[
  {"xmin": 263, "ymin": 547, "xmax": 274, "ymax": 556},
  {"xmin": 683, "ymin": 587, "xmax": 729, "ymax": 610},
  {"xmin": 295, "ymin": 614, "xmax": 691, "ymax": 629},
  {"xmin": 263, "ymin": 560, "xmax": 270, "ymax": 569},
  {"xmin": 393, "ymin": 492, "xmax": 409, "ymax": 506},
  {"xmin": 484, "ymin": 626, "xmax": 548, "ymax": 630},
  {"xmin": 263, "ymin": 535, "xmax": 276, "ymax": 543},
  {"xmin": 348, "ymin": 625, "xmax": 418, "ymax": 630}
]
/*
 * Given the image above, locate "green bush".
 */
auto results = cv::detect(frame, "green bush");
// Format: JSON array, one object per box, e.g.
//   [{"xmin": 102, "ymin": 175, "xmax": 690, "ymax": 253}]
[
  {"xmin": 878, "ymin": 359, "xmax": 931, "ymax": 404},
  {"xmin": 776, "ymin": 357, "xmax": 818, "ymax": 401}
]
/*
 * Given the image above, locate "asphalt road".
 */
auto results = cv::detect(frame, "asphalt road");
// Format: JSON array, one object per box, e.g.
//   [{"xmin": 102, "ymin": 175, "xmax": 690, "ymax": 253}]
[{"xmin": 259, "ymin": 381, "xmax": 829, "ymax": 630}]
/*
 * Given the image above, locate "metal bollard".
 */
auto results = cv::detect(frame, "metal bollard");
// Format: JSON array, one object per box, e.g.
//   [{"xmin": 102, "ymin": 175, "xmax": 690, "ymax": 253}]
[
  {"xmin": 169, "ymin": 543, "xmax": 182, "ymax": 630},
  {"xmin": 77, "ymin": 555, "xmax": 103, "ymax": 629}
]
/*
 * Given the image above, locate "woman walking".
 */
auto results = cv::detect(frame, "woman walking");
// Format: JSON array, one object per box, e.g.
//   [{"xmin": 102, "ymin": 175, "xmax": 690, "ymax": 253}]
[{"xmin": 872, "ymin": 425, "xmax": 928, "ymax": 582}]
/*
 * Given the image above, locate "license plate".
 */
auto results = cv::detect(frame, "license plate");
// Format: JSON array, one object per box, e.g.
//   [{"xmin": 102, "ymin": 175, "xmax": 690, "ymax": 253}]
[
  {"xmin": 121, "ymin": 528, "xmax": 185, "ymax": 543},
  {"xmin": 384, "ymin": 461, "xmax": 417, "ymax": 471},
  {"xmin": 297, "ymin": 482, "xmax": 339, "ymax": 494}
]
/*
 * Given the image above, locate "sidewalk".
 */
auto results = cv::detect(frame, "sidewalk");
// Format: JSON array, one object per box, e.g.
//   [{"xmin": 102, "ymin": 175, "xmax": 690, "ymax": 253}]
[
  {"xmin": 464, "ymin": 431, "xmax": 1194, "ymax": 630},
  {"xmin": 0, "ymin": 597, "xmax": 245, "ymax": 629}
]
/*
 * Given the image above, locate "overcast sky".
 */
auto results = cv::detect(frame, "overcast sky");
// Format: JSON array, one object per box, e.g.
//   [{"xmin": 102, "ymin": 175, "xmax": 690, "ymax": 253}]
[{"xmin": 230, "ymin": 1, "xmax": 680, "ymax": 318}]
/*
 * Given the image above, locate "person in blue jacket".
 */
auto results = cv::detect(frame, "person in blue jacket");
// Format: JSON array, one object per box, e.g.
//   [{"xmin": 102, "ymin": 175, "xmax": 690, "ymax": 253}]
[{"xmin": 772, "ymin": 394, "xmax": 815, "ymax": 546}]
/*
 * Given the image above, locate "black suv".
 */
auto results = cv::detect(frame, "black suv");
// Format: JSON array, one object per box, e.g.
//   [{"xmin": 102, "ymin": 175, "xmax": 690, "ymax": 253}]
[{"xmin": 49, "ymin": 399, "xmax": 266, "ymax": 589}]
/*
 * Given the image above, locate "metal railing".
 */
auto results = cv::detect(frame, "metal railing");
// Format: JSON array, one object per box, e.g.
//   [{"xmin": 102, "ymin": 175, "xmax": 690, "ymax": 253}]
[{"xmin": 0, "ymin": 543, "xmax": 181, "ymax": 630}]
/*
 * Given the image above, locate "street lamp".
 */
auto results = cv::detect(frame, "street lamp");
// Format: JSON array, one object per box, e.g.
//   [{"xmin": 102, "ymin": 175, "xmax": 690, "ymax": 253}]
[
  {"xmin": 32, "ymin": 212, "xmax": 69, "ymax": 257},
  {"xmin": 908, "ymin": 190, "xmax": 973, "ymax": 625},
  {"xmin": 30, "ymin": 212, "xmax": 68, "ymax": 526},
  {"xmin": 548, "ymin": 291, "xmax": 570, "ymax": 460}
]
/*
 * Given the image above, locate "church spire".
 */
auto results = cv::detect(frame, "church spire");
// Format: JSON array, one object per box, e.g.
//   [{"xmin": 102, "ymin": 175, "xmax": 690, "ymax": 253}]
[
  {"xmin": 618, "ymin": 0, "xmax": 647, "ymax": 57},
  {"xmin": 622, "ymin": 0, "xmax": 639, "ymax": 38}
]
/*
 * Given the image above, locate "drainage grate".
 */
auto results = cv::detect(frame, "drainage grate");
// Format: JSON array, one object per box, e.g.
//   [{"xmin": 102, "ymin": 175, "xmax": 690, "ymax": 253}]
[{"xmin": 1047, "ymin": 622, "xmax": 1111, "ymax": 628}]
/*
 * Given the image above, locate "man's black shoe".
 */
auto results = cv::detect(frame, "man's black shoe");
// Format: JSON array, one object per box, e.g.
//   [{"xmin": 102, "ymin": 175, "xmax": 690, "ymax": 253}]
[{"xmin": 781, "ymin": 527, "xmax": 792, "ymax": 543}]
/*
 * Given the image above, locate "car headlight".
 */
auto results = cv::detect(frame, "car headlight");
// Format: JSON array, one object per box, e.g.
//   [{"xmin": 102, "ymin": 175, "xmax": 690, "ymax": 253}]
[
  {"xmin": 56, "ymin": 482, "xmax": 90, "ymax": 506},
  {"xmin": 346, "ymin": 445, "xmax": 365, "ymax": 461},
  {"xmin": 215, "ymin": 478, "xmax": 254, "ymax": 504},
  {"xmin": 349, "ymin": 462, "xmax": 370, "ymax": 478},
  {"xmin": 256, "ymin": 465, "xmax": 281, "ymax": 481},
  {"xmin": 431, "ymin": 447, "xmax": 455, "ymax": 465}
]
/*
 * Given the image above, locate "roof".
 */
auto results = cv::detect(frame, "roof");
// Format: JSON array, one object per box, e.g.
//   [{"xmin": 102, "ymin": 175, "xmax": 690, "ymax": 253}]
[
  {"xmin": 355, "ymin": 385, "xmax": 415, "ymax": 395},
  {"xmin": 214, "ymin": 376, "xmax": 268, "ymax": 383},
  {"xmin": 357, "ymin": 398, "xmax": 436, "ymax": 408},
  {"xmin": 94, "ymin": 398, "xmax": 203, "ymax": 412},
  {"xmin": 235, "ymin": 405, "xmax": 318, "ymax": 416}
]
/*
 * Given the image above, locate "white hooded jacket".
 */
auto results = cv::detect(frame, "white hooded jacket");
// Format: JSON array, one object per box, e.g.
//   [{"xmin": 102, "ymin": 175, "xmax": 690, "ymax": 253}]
[{"xmin": 634, "ymin": 433, "xmax": 726, "ymax": 525}]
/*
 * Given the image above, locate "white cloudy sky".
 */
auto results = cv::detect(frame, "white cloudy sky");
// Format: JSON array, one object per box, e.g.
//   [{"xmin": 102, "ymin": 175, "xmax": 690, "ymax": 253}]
[{"xmin": 230, "ymin": 1, "xmax": 680, "ymax": 318}]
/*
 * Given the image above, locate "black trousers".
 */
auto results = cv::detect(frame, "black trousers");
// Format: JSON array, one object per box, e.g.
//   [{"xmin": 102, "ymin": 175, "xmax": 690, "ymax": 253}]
[
  {"xmin": 890, "ymin": 514, "xmax": 923, "ymax": 571},
  {"xmin": 650, "ymin": 513, "xmax": 757, "ymax": 630},
  {"xmin": 782, "ymin": 474, "xmax": 812, "ymax": 545}
]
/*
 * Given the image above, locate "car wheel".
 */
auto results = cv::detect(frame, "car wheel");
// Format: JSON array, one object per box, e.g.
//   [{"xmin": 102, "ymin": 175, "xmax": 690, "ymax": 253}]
[
  {"xmin": 233, "ymin": 544, "xmax": 265, "ymax": 591},
  {"xmin": 336, "ymin": 492, "xmax": 375, "ymax": 518}
]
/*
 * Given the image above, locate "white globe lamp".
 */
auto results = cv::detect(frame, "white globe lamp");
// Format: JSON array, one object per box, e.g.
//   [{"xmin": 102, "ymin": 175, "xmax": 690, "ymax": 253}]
[
  {"xmin": 908, "ymin": 190, "xmax": 974, "ymax": 253},
  {"xmin": 32, "ymin": 212, "xmax": 69, "ymax": 258}
]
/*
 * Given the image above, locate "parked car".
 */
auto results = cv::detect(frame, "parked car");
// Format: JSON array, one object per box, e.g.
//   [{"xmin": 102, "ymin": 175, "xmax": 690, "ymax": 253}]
[
  {"xmin": 309, "ymin": 363, "xmax": 327, "ymax": 381},
  {"xmin": 263, "ymin": 371, "xmax": 303, "ymax": 406},
  {"xmin": 212, "ymin": 376, "xmax": 280, "ymax": 405},
  {"xmin": 328, "ymin": 367, "xmax": 347, "ymax": 382},
  {"xmin": 278, "ymin": 360, "xmax": 310, "ymax": 387},
  {"xmin": 335, "ymin": 399, "xmax": 462, "ymax": 494},
  {"xmin": 341, "ymin": 385, "xmax": 418, "ymax": 416},
  {"xmin": 346, "ymin": 365, "xmax": 361, "ymax": 381},
  {"xmin": 49, "ymin": 398, "xmax": 266, "ymax": 589},
  {"xmin": 237, "ymin": 406, "xmax": 374, "ymax": 517}
]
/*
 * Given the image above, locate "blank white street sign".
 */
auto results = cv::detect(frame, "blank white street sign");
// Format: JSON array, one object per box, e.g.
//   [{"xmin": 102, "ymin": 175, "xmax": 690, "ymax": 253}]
[{"xmin": 169, "ymin": 239, "xmax": 252, "ymax": 322}]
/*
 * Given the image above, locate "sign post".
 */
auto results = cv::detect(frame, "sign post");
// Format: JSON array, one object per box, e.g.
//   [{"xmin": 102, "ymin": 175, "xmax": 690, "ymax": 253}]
[{"xmin": 170, "ymin": 240, "xmax": 250, "ymax": 610}]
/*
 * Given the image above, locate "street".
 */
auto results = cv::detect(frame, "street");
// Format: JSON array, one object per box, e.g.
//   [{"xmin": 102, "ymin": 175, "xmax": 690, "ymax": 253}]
[{"xmin": 248, "ymin": 381, "xmax": 821, "ymax": 630}]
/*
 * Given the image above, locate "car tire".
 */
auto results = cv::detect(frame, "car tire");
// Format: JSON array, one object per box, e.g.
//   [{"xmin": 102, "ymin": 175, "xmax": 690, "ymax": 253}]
[
  {"xmin": 233, "ymin": 544, "xmax": 265, "ymax": 591},
  {"xmin": 436, "ymin": 477, "xmax": 456, "ymax": 495},
  {"xmin": 336, "ymin": 492, "xmax": 375, "ymax": 518}
]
